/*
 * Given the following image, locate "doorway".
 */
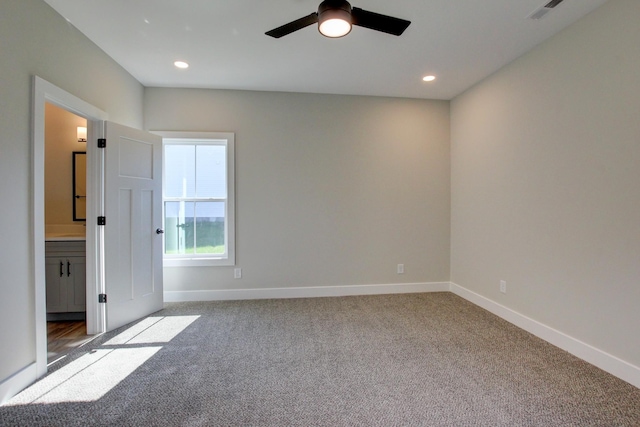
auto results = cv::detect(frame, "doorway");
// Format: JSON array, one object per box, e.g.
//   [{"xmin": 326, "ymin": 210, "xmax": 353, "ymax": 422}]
[
  {"xmin": 33, "ymin": 76, "xmax": 108, "ymax": 378},
  {"xmin": 43, "ymin": 103, "xmax": 91, "ymax": 364}
]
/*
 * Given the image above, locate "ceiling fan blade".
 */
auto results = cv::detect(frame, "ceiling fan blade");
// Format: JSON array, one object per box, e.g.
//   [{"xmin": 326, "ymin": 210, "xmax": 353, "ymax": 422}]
[
  {"xmin": 266, "ymin": 13, "xmax": 319, "ymax": 38},
  {"xmin": 351, "ymin": 7, "xmax": 411, "ymax": 36}
]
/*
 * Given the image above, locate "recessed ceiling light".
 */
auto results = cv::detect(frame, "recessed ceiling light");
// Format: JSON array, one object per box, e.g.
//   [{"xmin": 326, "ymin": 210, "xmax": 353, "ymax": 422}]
[
  {"xmin": 422, "ymin": 75, "xmax": 436, "ymax": 82},
  {"xmin": 174, "ymin": 61, "xmax": 189, "ymax": 69}
]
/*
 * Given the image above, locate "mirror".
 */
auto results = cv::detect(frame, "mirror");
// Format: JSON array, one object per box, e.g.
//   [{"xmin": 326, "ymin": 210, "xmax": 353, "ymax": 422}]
[{"xmin": 72, "ymin": 151, "xmax": 86, "ymax": 221}]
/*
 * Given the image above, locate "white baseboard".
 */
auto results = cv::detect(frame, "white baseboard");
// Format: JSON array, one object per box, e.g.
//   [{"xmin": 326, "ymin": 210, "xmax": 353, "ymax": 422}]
[
  {"xmin": 164, "ymin": 282, "xmax": 450, "ymax": 303},
  {"xmin": 0, "ymin": 363, "xmax": 37, "ymax": 405},
  {"xmin": 450, "ymin": 282, "xmax": 640, "ymax": 389}
]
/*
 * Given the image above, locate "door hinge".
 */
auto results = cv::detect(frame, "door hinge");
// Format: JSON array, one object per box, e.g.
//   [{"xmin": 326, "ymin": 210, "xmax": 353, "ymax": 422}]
[
  {"xmin": 97, "ymin": 216, "xmax": 106, "ymax": 226},
  {"xmin": 98, "ymin": 138, "xmax": 106, "ymax": 148},
  {"xmin": 98, "ymin": 293, "xmax": 107, "ymax": 303}
]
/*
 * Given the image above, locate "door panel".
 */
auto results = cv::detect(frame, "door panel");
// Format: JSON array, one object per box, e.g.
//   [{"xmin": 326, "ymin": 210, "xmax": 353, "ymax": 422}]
[
  {"xmin": 105, "ymin": 122, "xmax": 163, "ymax": 331},
  {"xmin": 116, "ymin": 188, "xmax": 133, "ymax": 301},
  {"xmin": 138, "ymin": 190, "xmax": 154, "ymax": 297}
]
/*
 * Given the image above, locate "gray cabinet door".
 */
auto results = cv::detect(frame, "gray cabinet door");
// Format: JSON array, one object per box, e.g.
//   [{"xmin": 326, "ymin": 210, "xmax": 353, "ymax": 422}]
[
  {"xmin": 45, "ymin": 257, "xmax": 67, "ymax": 313},
  {"xmin": 45, "ymin": 255, "xmax": 86, "ymax": 313},
  {"xmin": 66, "ymin": 256, "xmax": 86, "ymax": 312}
]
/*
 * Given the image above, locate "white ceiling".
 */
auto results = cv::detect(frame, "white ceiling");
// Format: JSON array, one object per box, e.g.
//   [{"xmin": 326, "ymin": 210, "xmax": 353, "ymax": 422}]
[{"xmin": 44, "ymin": 0, "xmax": 608, "ymax": 100}]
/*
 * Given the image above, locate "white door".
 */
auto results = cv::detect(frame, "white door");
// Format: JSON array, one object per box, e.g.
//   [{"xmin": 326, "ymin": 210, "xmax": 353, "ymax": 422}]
[{"xmin": 104, "ymin": 122, "xmax": 163, "ymax": 331}]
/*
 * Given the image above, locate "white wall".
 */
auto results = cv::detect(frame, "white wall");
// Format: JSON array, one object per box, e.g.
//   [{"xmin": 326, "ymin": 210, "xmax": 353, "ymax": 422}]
[
  {"xmin": 451, "ymin": 0, "xmax": 640, "ymax": 368},
  {"xmin": 145, "ymin": 89, "xmax": 451, "ymax": 293},
  {"xmin": 0, "ymin": 0, "xmax": 143, "ymax": 387}
]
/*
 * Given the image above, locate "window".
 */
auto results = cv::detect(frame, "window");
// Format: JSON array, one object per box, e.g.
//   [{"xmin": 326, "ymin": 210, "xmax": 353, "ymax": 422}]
[{"xmin": 158, "ymin": 132, "xmax": 235, "ymax": 266}]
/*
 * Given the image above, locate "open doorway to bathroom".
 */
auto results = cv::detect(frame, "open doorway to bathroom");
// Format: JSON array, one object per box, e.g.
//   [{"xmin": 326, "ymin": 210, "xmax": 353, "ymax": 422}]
[
  {"xmin": 44, "ymin": 102, "xmax": 92, "ymax": 364},
  {"xmin": 33, "ymin": 76, "xmax": 109, "ymax": 379}
]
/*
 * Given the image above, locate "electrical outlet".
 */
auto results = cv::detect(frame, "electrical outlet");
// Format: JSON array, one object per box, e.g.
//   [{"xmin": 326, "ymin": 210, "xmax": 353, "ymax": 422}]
[
  {"xmin": 500, "ymin": 280, "xmax": 507, "ymax": 294},
  {"xmin": 234, "ymin": 268, "xmax": 242, "ymax": 279},
  {"xmin": 397, "ymin": 264, "xmax": 404, "ymax": 274}
]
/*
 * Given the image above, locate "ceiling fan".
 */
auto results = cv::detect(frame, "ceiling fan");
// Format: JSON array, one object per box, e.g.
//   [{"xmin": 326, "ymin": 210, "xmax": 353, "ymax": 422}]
[{"xmin": 265, "ymin": 0, "xmax": 411, "ymax": 39}]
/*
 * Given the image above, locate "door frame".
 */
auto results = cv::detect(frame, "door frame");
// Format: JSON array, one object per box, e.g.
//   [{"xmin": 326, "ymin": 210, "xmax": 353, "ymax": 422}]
[{"xmin": 32, "ymin": 76, "xmax": 108, "ymax": 377}]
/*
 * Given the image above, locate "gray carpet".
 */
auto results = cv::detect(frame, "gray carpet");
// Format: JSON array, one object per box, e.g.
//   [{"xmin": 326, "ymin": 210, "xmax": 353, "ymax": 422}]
[{"xmin": 1, "ymin": 293, "xmax": 639, "ymax": 426}]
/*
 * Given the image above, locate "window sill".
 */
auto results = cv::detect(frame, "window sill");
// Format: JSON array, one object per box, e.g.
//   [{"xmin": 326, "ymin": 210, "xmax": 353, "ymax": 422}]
[{"xmin": 163, "ymin": 257, "xmax": 235, "ymax": 267}]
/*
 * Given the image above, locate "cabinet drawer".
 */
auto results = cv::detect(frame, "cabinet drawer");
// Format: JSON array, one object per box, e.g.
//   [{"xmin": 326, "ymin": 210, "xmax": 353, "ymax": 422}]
[{"xmin": 45, "ymin": 241, "xmax": 86, "ymax": 257}]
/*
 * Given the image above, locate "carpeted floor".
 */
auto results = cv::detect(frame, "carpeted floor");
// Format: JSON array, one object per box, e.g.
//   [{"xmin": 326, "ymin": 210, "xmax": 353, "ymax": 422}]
[{"xmin": 1, "ymin": 293, "xmax": 639, "ymax": 426}]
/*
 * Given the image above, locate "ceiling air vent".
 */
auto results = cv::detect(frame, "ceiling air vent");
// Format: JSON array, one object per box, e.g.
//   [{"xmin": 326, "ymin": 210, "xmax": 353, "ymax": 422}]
[{"xmin": 528, "ymin": 0, "xmax": 566, "ymax": 20}]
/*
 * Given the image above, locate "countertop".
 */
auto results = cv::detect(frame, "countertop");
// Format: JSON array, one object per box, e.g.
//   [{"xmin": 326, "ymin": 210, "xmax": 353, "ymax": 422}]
[{"xmin": 45, "ymin": 234, "xmax": 86, "ymax": 242}]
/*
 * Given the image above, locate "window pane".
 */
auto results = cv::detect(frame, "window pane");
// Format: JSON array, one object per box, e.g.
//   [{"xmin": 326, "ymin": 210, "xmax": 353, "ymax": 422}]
[
  {"xmin": 162, "ymin": 133, "xmax": 235, "ymax": 265},
  {"xmin": 195, "ymin": 202, "xmax": 225, "ymax": 254},
  {"xmin": 165, "ymin": 145, "xmax": 195, "ymax": 198},
  {"xmin": 195, "ymin": 145, "xmax": 227, "ymax": 198},
  {"xmin": 164, "ymin": 201, "xmax": 195, "ymax": 254}
]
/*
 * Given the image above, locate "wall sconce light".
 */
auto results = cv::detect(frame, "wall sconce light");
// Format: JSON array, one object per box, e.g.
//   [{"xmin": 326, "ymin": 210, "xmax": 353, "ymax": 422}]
[{"xmin": 77, "ymin": 126, "xmax": 87, "ymax": 143}]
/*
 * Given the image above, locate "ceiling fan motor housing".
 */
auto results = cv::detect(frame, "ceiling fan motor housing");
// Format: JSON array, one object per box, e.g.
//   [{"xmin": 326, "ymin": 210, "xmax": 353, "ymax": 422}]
[{"xmin": 318, "ymin": 0, "xmax": 352, "ymax": 15}]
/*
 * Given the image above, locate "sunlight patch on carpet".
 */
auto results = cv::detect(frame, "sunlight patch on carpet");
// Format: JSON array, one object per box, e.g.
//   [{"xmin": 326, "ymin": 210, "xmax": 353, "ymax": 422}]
[
  {"xmin": 104, "ymin": 315, "xmax": 200, "ymax": 345},
  {"xmin": 7, "ymin": 347, "xmax": 161, "ymax": 404},
  {"xmin": 6, "ymin": 315, "xmax": 199, "ymax": 406}
]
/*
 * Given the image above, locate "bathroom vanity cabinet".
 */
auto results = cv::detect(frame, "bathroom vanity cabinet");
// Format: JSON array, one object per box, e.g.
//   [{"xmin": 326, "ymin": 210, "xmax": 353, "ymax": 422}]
[{"xmin": 45, "ymin": 240, "xmax": 86, "ymax": 314}]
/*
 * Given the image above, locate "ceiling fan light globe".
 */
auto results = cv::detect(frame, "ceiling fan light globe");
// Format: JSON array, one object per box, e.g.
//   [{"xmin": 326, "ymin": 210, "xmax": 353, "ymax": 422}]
[{"xmin": 319, "ymin": 17, "xmax": 352, "ymax": 37}]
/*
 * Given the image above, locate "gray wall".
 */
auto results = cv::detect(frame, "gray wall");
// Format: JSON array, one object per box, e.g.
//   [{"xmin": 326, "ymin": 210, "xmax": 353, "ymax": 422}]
[
  {"xmin": 451, "ymin": 0, "xmax": 640, "ymax": 367},
  {"xmin": 0, "ymin": 0, "xmax": 143, "ymax": 384},
  {"xmin": 145, "ymin": 89, "xmax": 451, "ymax": 292}
]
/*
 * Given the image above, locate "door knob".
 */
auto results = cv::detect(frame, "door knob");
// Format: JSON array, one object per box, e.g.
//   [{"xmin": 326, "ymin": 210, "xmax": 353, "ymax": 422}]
[{"xmin": 156, "ymin": 228, "xmax": 164, "ymax": 234}]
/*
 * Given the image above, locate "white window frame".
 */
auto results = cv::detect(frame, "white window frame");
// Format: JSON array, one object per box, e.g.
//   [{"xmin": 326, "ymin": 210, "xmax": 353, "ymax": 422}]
[{"xmin": 154, "ymin": 131, "xmax": 235, "ymax": 267}]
